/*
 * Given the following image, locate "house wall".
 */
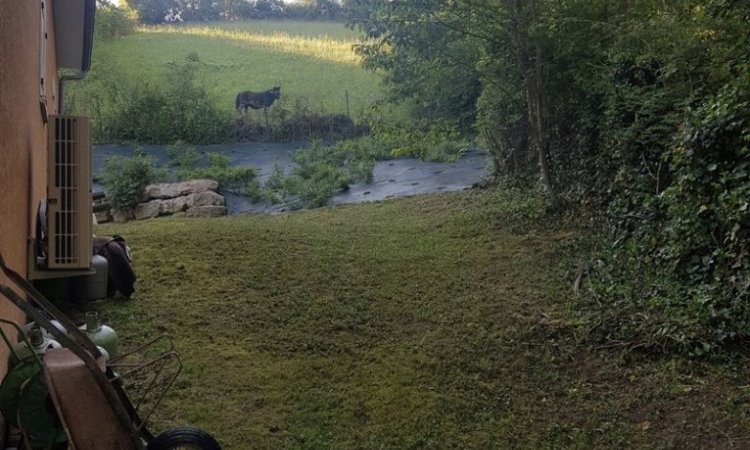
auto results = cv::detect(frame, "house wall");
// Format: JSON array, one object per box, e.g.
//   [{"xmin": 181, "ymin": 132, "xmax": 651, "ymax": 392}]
[{"xmin": 0, "ymin": 0, "xmax": 60, "ymax": 375}]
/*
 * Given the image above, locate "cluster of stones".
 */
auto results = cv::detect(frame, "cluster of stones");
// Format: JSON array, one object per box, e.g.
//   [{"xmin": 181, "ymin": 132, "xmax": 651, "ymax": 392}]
[{"xmin": 97, "ymin": 179, "xmax": 228, "ymax": 223}]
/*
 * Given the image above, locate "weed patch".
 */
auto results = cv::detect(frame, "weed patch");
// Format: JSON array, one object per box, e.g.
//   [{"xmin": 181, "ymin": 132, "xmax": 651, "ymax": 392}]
[
  {"xmin": 167, "ymin": 144, "xmax": 261, "ymax": 199},
  {"xmin": 235, "ymin": 100, "xmax": 367, "ymax": 142},
  {"xmin": 102, "ymin": 148, "xmax": 166, "ymax": 209},
  {"xmin": 263, "ymin": 141, "xmax": 374, "ymax": 209}
]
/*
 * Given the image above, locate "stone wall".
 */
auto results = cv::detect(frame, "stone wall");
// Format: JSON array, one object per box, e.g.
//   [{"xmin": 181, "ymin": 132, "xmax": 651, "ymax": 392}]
[{"xmin": 96, "ymin": 179, "xmax": 228, "ymax": 223}]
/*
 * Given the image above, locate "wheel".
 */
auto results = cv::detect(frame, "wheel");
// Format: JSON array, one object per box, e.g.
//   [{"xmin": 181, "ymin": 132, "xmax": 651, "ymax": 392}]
[
  {"xmin": 0, "ymin": 359, "xmax": 41, "ymax": 427},
  {"xmin": 18, "ymin": 371, "xmax": 67, "ymax": 448},
  {"xmin": 146, "ymin": 427, "xmax": 221, "ymax": 450}
]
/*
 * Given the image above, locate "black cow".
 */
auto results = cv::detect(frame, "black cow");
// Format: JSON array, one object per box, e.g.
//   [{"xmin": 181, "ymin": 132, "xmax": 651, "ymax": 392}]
[
  {"xmin": 235, "ymin": 86, "xmax": 281, "ymax": 114},
  {"xmin": 235, "ymin": 86, "xmax": 281, "ymax": 131}
]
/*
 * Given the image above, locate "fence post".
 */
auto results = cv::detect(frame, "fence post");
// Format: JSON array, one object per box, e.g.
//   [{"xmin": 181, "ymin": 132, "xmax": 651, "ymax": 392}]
[{"xmin": 345, "ymin": 89, "xmax": 351, "ymax": 120}]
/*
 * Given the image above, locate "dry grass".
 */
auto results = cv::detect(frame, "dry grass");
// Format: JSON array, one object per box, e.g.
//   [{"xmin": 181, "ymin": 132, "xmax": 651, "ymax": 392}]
[{"xmin": 144, "ymin": 23, "xmax": 361, "ymax": 65}]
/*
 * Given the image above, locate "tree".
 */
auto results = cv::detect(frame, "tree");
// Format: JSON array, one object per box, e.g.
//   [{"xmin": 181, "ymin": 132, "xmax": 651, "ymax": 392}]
[
  {"xmin": 349, "ymin": 0, "xmax": 750, "ymax": 351},
  {"xmin": 349, "ymin": 1, "xmax": 482, "ymax": 131},
  {"xmin": 122, "ymin": 0, "xmax": 171, "ymax": 23},
  {"xmin": 173, "ymin": 0, "xmax": 221, "ymax": 21},
  {"xmin": 349, "ymin": 0, "xmax": 615, "ymax": 205},
  {"xmin": 95, "ymin": 0, "xmax": 139, "ymax": 39}
]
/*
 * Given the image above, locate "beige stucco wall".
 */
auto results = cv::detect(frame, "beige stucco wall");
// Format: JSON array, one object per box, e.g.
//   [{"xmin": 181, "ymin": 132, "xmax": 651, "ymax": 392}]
[{"xmin": 0, "ymin": 0, "xmax": 60, "ymax": 375}]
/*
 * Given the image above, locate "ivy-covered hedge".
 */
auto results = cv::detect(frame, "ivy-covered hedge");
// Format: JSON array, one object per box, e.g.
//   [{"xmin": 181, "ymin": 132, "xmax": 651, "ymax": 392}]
[{"xmin": 350, "ymin": 0, "xmax": 750, "ymax": 354}]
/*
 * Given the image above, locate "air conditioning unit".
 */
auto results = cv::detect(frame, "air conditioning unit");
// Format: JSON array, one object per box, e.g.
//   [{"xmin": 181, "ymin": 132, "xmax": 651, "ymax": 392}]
[{"xmin": 45, "ymin": 115, "xmax": 92, "ymax": 270}]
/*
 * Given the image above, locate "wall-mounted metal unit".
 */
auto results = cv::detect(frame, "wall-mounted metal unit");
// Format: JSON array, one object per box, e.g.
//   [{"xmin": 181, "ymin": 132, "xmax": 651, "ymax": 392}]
[{"xmin": 45, "ymin": 115, "xmax": 92, "ymax": 270}]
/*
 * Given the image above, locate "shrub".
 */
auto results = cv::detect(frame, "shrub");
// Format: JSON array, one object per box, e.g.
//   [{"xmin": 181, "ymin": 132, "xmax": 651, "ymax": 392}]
[
  {"xmin": 95, "ymin": 3, "xmax": 138, "ymax": 40},
  {"xmin": 235, "ymin": 97, "xmax": 365, "ymax": 142},
  {"xmin": 581, "ymin": 75, "xmax": 750, "ymax": 355},
  {"xmin": 658, "ymin": 77, "xmax": 750, "ymax": 351},
  {"xmin": 166, "ymin": 143, "xmax": 200, "ymax": 177},
  {"xmin": 167, "ymin": 144, "xmax": 261, "ymax": 199},
  {"xmin": 262, "ymin": 140, "xmax": 375, "ymax": 209},
  {"xmin": 262, "ymin": 163, "xmax": 291, "ymax": 205},
  {"xmin": 74, "ymin": 54, "xmax": 233, "ymax": 144},
  {"xmin": 371, "ymin": 117, "xmax": 470, "ymax": 163},
  {"xmin": 159, "ymin": 57, "xmax": 234, "ymax": 144},
  {"xmin": 475, "ymin": 80, "xmax": 532, "ymax": 183},
  {"xmin": 102, "ymin": 148, "xmax": 165, "ymax": 209}
]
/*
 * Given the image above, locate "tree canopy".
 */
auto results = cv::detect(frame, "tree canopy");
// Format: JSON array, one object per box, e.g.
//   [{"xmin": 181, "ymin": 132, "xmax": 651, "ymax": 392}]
[
  {"xmin": 348, "ymin": 0, "xmax": 750, "ymax": 354},
  {"xmin": 122, "ymin": 0, "xmax": 347, "ymax": 23}
]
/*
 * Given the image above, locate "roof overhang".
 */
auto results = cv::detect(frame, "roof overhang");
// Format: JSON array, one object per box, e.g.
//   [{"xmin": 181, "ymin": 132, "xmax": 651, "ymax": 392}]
[{"xmin": 52, "ymin": 0, "xmax": 96, "ymax": 75}]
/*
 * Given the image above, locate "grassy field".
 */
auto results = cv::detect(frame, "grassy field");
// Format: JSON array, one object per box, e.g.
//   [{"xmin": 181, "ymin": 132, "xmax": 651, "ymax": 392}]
[
  {"xmin": 79, "ymin": 20, "xmax": 383, "ymax": 120},
  {"xmin": 91, "ymin": 189, "xmax": 750, "ymax": 449}
]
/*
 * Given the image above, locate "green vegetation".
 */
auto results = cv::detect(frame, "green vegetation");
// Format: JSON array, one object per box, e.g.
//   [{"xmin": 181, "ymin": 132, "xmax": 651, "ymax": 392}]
[
  {"xmin": 69, "ymin": 20, "xmax": 383, "ymax": 143},
  {"xmin": 350, "ymin": 1, "xmax": 750, "ymax": 354},
  {"xmin": 92, "ymin": 190, "xmax": 750, "ymax": 449},
  {"xmin": 167, "ymin": 144, "xmax": 262, "ymax": 199},
  {"xmin": 94, "ymin": 1, "xmax": 138, "ymax": 40},
  {"xmin": 102, "ymin": 148, "xmax": 165, "ymax": 209},
  {"xmin": 210, "ymin": 20, "xmax": 359, "ymax": 40},
  {"xmin": 102, "ymin": 140, "xmax": 376, "ymax": 210},
  {"xmin": 101, "ymin": 143, "xmax": 263, "ymax": 206},
  {"xmin": 124, "ymin": 0, "xmax": 348, "ymax": 23},
  {"xmin": 88, "ymin": 1, "xmax": 750, "ymax": 354},
  {"xmin": 370, "ymin": 118, "xmax": 470, "ymax": 163},
  {"xmin": 76, "ymin": 55, "xmax": 234, "ymax": 144},
  {"xmin": 80, "ymin": 2, "xmax": 750, "ymax": 446},
  {"xmin": 264, "ymin": 140, "xmax": 374, "ymax": 209}
]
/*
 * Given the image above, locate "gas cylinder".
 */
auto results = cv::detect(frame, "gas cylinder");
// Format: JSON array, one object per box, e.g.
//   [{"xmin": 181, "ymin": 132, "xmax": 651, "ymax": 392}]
[
  {"xmin": 10, "ymin": 324, "xmax": 61, "ymax": 367},
  {"xmin": 79, "ymin": 312, "xmax": 118, "ymax": 360},
  {"xmin": 96, "ymin": 345, "xmax": 111, "ymax": 362},
  {"xmin": 75, "ymin": 255, "xmax": 109, "ymax": 301},
  {"xmin": 22, "ymin": 320, "xmax": 66, "ymax": 338}
]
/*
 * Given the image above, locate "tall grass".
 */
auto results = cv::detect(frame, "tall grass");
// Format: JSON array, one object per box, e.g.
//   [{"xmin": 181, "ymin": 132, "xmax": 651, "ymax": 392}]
[
  {"xmin": 144, "ymin": 23, "xmax": 361, "ymax": 65},
  {"xmin": 211, "ymin": 20, "xmax": 361, "ymax": 39}
]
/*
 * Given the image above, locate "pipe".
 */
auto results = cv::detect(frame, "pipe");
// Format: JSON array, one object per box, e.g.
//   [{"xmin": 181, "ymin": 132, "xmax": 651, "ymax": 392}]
[{"xmin": 58, "ymin": 72, "xmax": 86, "ymax": 114}]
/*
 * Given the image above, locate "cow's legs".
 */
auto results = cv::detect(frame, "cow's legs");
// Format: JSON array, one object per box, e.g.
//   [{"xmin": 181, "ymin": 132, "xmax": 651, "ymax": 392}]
[{"xmin": 264, "ymin": 107, "xmax": 270, "ymax": 137}]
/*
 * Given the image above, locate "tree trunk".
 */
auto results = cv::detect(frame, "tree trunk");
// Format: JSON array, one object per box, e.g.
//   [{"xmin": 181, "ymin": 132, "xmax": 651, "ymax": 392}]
[
  {"xmin": 526, "ymin": 65, "xmax": 559, "ymax": 208},
  {"xmin": 510, "ymin": 0, "xmax": 560, "ymax": 208}
]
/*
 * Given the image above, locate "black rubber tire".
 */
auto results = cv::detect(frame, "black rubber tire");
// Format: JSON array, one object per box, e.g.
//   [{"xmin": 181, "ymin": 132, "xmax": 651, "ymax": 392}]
[{"xmin": 146, "ymin": 427, "xmax": 222, "ymax": 450}]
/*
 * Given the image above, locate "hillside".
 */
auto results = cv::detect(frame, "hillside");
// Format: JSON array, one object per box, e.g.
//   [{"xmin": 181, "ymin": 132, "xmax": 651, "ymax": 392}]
[{"xmin": 69, "ymin": 20, "xmax": 388, "ymax": 143}]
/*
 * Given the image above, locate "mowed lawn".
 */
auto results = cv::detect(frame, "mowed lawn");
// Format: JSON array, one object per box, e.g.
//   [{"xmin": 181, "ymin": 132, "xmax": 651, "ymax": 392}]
[
  {"xmin": 94, "ymin": 190, "xmax": 750, "ymax": 449},
  {"xmin": 85, "ymin": 20, "xmax": 383, "ymax": 119}
]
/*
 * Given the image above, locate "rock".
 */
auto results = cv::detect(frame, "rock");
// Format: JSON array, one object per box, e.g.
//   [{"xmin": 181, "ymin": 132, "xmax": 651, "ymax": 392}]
[
  {"xmin": 186, "ymin": 191, "xmax": 225, "ymax": 208},
  {"xmin": 161, "ymin": 196, "xmax": 190, "ymax": 214},
  {"xmin": 184, "ymin": 205, "xmax": 228, "ymax": 218},
  {"xmin": 145, "ymin": 179, "xmax": 219, "ymax": 200},
  {"xmin": 128, "ymin": 180, "xmax": 227, "ymax": 220},
  {"xmin": 111, "ymin": 209, "xmax": 133, "ymax": 223},
  {"xmin": 94, "ymin": 210, "xmax": 112, "ymax": 224},
  {"xmin": 134, "ymin": 200, "xmax": 162, "ymax": 220}
]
